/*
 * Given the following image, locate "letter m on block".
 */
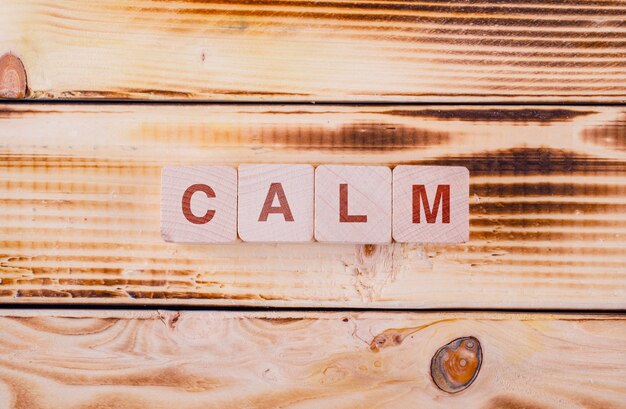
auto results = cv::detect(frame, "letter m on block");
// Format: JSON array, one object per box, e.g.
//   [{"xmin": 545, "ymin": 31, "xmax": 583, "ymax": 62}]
[{"xmin": 412, "ymin": 185, "xmax": 450, "ymax": 224}]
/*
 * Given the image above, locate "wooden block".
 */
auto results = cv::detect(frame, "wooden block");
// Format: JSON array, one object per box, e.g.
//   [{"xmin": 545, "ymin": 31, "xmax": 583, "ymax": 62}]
[
  {"xmin": 393, "ymin": 166, "xmax": 470, "ymax": 243},
  {"xmin": 315, "ymin": 165, "xmax": 391, "ymax": 244},
  {"xmin": 238, "ymin": 164, "xmax": 314, "ymax": 242},
  {"xmin": 161, "ymin": 166, "xmax": 237, "ymax": 243}
]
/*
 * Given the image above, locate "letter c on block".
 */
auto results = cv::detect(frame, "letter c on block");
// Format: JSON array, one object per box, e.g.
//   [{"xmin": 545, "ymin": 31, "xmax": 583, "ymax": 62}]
[{"xmin": 182, "ymin": 184, "xmax": 216, "ymax": 224}]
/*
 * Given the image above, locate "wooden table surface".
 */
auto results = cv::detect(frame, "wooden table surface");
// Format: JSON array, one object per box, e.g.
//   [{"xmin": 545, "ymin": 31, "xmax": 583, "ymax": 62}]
[
  {"xmin": 1, "ymin": 104, "xmax": 625, "ymax": 309},
  {"xmin": 1, "ymin": 1, "xmax": 625, "ymax": 408},
  {"xmin": 2, "ymin": 0, "xmax": 626, "ymax": 102}
]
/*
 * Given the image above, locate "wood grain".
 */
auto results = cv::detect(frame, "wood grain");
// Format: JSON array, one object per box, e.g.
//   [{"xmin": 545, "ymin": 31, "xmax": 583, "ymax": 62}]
[
  {"xmin": 0, "ymin": 310, "xmax": 624, "ymax": 408},
  {"xmin": 1, "ymin": 0, "xmax": 626, "ymax": 101},
  {"xmin": 0, "ymin": 104, "xmax": 625, "ymax": 308}
]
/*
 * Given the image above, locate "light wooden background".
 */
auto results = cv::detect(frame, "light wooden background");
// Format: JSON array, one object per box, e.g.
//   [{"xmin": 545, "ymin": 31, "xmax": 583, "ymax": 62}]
[
  {"xmin": 2, "ymin": 0, "xmax": 626, "ymax": 101},
  {"xmin": 1, "ymin": 104, "xmax": 624, "ymax": 309},
  {"xmin": 1, "ymin": 0, "xmax": 625, "ymax": 407},
  {"xmin": 0, "ymin": 310, "xmax": 624, "ymax": 409}
]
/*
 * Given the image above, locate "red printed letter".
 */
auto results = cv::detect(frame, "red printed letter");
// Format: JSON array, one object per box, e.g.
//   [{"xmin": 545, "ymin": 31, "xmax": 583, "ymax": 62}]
[
  {"xmin": 339, "ymin": 183, "xmax": 367, "ymax": 223},
  {"xmin": 182, "ymin": 184, "xmax": 216, "ymax": 224},
  {"xmin": 258, "ymin": 183, "xmax": 295, "ymax": 222},
  {"xmin": 412, "ymin": 185, "xmax": 450, "ymax": 224}
]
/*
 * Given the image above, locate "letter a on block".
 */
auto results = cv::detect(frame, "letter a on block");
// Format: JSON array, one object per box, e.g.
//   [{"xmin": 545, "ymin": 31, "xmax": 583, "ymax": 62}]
[
  {"xmin": 315, "ymin": 165, "xmax": 391, "ymax": 244},
  {"xmin": 161, "ymin": 166, "xmax": 238, "ymax": 243},
  {"xmin": 238, "ymin": 164, "xmax": 314, "ymax": 242},
  {"xmin": 393, "ymin": 166, "xmax": 469, "ymax": 243}
]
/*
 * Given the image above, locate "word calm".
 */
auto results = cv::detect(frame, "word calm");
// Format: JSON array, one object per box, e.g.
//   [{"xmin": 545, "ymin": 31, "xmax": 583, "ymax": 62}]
[{"xmin": 161, "ymin": 165, "xmax": 469, "ymax": 244}]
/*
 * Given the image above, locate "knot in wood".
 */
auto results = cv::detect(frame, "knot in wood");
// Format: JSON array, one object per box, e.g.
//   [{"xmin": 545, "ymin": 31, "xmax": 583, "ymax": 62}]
[
  {"xmin": 431, "ymin": 336, "xmax": 482, "ymax": 393},
  {"xmin": 0, "ymin": 53, "xmax": 27, "ymax": 99}
]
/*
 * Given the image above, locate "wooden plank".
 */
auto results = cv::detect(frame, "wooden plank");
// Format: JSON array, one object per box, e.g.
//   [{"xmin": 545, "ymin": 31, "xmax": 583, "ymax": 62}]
[
  {"xmin": 0, "ymin": 310, "xmax": 624, "ymax": 408},
  {"xmin": 1, "ymin": 0, "xmax": 626, "ymax": 102},
  {"xmin": 0, "ymin": 104, "xmax": 625, "ymax": 309}
]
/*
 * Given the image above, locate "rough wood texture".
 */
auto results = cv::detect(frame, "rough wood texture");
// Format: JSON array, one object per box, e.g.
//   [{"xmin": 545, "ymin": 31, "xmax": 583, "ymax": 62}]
[
  {"xmin": 0, "ymin": 310, "xmax": 624, "ymax": 408},
  {"xmin": 0, "ymin": 104, "xmax": 625, "ymax": 309},
  {"xmin": 1, "ymin": 0, "xmax": 626, "ymax": 102}
]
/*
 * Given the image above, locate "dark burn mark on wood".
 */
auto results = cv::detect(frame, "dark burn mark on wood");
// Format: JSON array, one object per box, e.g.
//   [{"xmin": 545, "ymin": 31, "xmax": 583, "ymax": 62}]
[
  {"xmin": 5, "ymin": 361, "xmax": 223, "ymax": 394},
  {"xmin": 0, "ymin": 375, "xmax": 41, "ymax": 409},
  {"xmin": 258, "ymin": 317, "xmax": 306, "ymax": 324},
  {"xmin": 383, "ymin": 109, "xmax": 596, "ymax": 123},
  {"xmin": 16, "ymin": 289, "xmax": 72, "ymax": 298},
  {"xmin": 432, "ymin": 59, "xmax": 626, "ymax": 69},
  {"xmin": 126, "ymin": 290, "xmax": 287, "ymax": 301},
  {"xmin": 168, "ymin": 312, "xmax": 181, "ymax": 329},
  {"xmin": 381, "ymin": 92, "xmax": 625, "ymax": 98},
  {"xmin": 486, "ymin": 396, "xmax": 549, "ymax": 409},
  {"xmin": 472, "ymin": 183, "xmax": 626, "ymax": 198},
  {"xmin": 571, "ymin": 394, "xmax": 624, "ymax": 409},
  {"xmin": 0, "ymin": 108, "xmax": 67, "ymax": 118},
  {"xmin": 154, "ymin": 0, "xmax": 626, "ymax": 7},
  {"xmin": 463, "ymin": 245, "xmax": 625, "ymax": 257},
  {"xmin": 123, "ymin": 4, "xmax": 626, "ymax": 29},
  {"xmin": 258, "ymin": 122, "xmax": 450, "ymax": 151},
  {"xmin": 57, "ymin": 89, "xmax": 310, "ymax": 99},
  {"xmin": 12, "ymin": 288, "xmax": 287, "ymax": 302},
  {"xmin": 0, "ymin": 107, "xmax": 134, "ymax": 118},
  {"xmin": 56, "ymin": 278, "xmax": 194, "ymax": 288},
  {"xmin": 581, "ymin": 114, "xmax": 626, "ymax": 150},
  {"xmin": 473, "ymin": 201, "xmax": 626, "ymax": 216},
  {"xmin": 13, "ymin": 317, "xmax": 118, "ymax": 335},
  {"xmin": 161, "ymin": 0, "xmax": 626, "ymax": 17},
  {"xmin": 208, "ymin": 90, "xmax": 310, "ymax": 96},
  {"xmin": 416, "ymin": 148, "xmax": 626, "ymax": 176},
  {"xmin": 477, "ymin": 0, "xmax": 623, "ymax": 5},
  {"xmin": 471, "ymin": 229, "xmax": 624, "ymax": 242},
  {"xmin": 397, "ymin": 37, "xmax": 626, "ymax": 50},
  {"xmin": 472, "ymin": 217, "xmax": 626, "ymax": 229},
  {"xmin": 362, "ymin": 244, "xmax": 377, "ymax": 257},
  {"xmin": 162, "ymin": 122, "xmax": 451, "ymax": 151},
  {"xmin": 378, "ymin": 25, "xmax": 626, "ymax": 40},
  {"xmin": 16, "ymin": 289, "xmax": 128, "ymax": 298},
  {"xmin": 462, "ymin": 259, "xmax": 626, "ymax": 272},
  {"xmin": 59, "ymin": 89, "xmax": 194, "ymax": 99}
]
